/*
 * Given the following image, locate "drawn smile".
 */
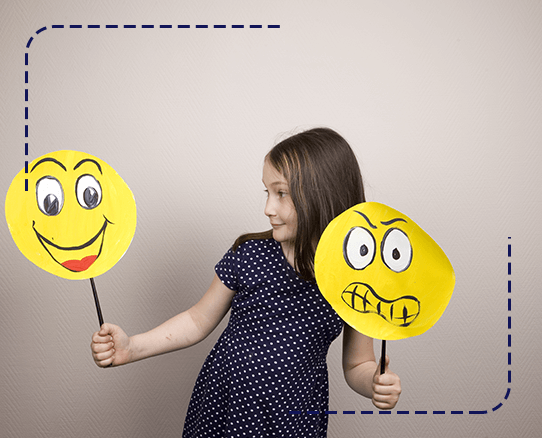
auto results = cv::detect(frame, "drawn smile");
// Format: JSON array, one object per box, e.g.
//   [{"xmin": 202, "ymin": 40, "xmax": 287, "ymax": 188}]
[
  {"xmin": 32, "ymin": 217, "xmax": 111, "ymax": 272},
  {"xmin": 341, "ymin": 282, "xmax": 420, "ymax": 327}
]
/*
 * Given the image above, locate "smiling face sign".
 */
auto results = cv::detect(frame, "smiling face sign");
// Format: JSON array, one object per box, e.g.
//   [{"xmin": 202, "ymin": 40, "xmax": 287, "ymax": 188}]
[
  {"xmin": 315, "ymin": 202, "xmax": 454, "ymax": 341},
  {"xmin": 5, "ymin": 151, "xmax": 136, "ymax": 280}
]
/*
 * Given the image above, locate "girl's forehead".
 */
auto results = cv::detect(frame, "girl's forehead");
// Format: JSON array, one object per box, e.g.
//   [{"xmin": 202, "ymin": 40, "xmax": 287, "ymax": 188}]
[{"xmin": 262, "ymin": 160, "xmax": 288, "ymax": 185}]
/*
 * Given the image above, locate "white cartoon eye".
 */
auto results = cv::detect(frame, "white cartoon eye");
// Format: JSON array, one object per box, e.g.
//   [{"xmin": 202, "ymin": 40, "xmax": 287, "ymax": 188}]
[
  {"xmin": 36, "ymin": 176, "xmax": 64, "ymax": 216},
  {"xmin": 381, "ymin": 228, "xmax": 412, "ymax": 273},
  {"xmin": 76, "ymin": 174, "xmax": 102, "ymax": 209},
  {"xmin": 343, "ymin": 227, "xmax": 376, "ymax": 270}
]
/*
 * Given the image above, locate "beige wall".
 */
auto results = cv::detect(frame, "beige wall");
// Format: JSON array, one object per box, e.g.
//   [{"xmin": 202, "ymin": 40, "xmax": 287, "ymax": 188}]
[{"xmin": 1, "ymin": 1, "xmax": 541, "ymax": 437}]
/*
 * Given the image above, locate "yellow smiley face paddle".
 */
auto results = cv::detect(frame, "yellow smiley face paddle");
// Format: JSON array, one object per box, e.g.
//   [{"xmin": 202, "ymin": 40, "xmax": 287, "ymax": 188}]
[
  {"xmin": 5, "ymin": 150, "xmax": 137, "ymax": 326},
  {"xmin": 315, "ymin": 202, "xmax": 455, "ymax": 373}
]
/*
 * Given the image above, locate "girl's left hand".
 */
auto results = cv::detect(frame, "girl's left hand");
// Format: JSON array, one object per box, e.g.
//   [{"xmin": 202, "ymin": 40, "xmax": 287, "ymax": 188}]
[{"xmin": 372, "ymin": 355, "xmax": 401, "ymax": 410}]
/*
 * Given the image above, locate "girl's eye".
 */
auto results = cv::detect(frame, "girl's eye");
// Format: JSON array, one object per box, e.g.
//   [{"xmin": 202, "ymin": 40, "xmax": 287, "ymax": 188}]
[
  {"xmin": 381, "ymin": 228, "xmax": 412, "ymax": 273},
  {"xmin": 343, "ymin": 227, "xmax": 376, "ymax": 270},
  {"xmin": 36, "ymin": 176, "xmax": 64, "ymax": 216},
  {"xmin": 263, "ymin": 189, "xmax": 288, "ymax": 198},
  {"xmin": 76, "ymin": 174, "xmax": 102, "ymax": 209}
]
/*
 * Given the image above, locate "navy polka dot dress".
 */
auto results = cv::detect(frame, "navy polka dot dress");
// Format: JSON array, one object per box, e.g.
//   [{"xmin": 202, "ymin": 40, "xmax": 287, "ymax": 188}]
[{"xmin": 182, "ymin": 238, "xmax": 343, "ymax": 437}]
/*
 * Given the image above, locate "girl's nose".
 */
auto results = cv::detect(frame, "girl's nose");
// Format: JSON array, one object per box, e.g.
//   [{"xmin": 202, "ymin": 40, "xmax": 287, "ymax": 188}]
[{"xmin": 264, "ymin": 197, "xmax": 275, "ymax": 217}]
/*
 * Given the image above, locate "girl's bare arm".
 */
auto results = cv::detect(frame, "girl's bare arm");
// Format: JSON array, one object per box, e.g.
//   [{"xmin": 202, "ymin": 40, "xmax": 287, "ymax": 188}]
[
  {"xmin": 91, "ymin": 274, "xmax": 235, "ymax": 367},
  {"xmin": 342, "ymin": 324, "xmax": 378, "ymax": 398},
  {"xmin": 342, "ymin": 324, "xmax": 401, "ymax": 409}
]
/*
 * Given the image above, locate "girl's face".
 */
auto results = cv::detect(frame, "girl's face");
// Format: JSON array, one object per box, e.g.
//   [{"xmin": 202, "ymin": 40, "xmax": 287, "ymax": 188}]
[{"xmin": 262, "ymin": 159, "xmax": 297, "ymax": 253}]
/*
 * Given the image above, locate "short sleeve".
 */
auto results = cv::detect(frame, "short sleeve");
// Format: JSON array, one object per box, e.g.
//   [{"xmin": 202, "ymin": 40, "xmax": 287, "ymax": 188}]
[{"xmin": 214, "ymin": 247, "xmax": 241, "ymax": 292}]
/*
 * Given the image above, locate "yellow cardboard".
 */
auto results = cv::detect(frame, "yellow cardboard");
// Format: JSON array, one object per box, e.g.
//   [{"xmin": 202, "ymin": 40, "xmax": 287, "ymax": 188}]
[
  {"xmin": 5, "ymin": 151, "xmax": 136, "ymax": 280},
  {"xmin": 315, "ymin": 202, "xmax": 454, "ymax": 340}
]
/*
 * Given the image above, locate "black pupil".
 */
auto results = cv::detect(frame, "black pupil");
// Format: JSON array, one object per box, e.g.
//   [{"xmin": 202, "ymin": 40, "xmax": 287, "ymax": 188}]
[
  {"xmin": 392, "ymin": 248, "xmax": 401, "ymax": 260},
  {"xmin": 44, "ymin": 194, "xmax": 59, "ymax": 215},
  {"xmin": 360, "ymin": 244, "xmax": 368, "ymax": 256},
  {"xmin": 84, "ymin": 187, "xmax": 98, "ymax": 208}
]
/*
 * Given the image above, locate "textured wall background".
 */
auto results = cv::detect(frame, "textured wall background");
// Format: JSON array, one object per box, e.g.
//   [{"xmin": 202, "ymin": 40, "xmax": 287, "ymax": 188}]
[{"xmin": 1, "ymin": 0, "xmax": 541, "ymax": 437}]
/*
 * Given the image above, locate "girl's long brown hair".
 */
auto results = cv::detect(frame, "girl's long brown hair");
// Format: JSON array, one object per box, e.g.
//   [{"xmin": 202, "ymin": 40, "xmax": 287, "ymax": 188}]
[{"xmin": 233, "ymin": 127, "xmax": 366, "ymax": 282}]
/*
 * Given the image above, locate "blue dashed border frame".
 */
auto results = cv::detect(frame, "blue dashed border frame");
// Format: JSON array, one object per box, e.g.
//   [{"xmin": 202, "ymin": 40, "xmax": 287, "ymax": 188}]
[
  {"xmin": 290, "ymin": 238, "xmax": 512, "ymax": 415},
  {"xmin": 23, "ymin": 26, "xmax": 511, "ymax": 416},
  {"xmin": 23, "ymin": 24, "xmax": 280, "ymax": 191}
]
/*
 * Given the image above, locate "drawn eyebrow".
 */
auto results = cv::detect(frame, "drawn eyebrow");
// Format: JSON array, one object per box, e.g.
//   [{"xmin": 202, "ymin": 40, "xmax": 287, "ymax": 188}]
[
  {"xmin": 354, "ymin": 210, "xmax": 377, "ymax": 229},
  {"xmin": 74, "ymin": 158, "xmax": 102, "ymax": 174},
  {"xmin": 30, "ymin": 158, "xmax": 67, "ymax": 173},
  {"xmin": 381, "ymin": 218, "xmax": 407, "ymax": 226}
]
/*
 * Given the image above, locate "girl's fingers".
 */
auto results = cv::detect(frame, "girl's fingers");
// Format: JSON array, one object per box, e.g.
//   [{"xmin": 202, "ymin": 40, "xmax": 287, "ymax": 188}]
[
  {"xmin": 373, "ymin": 400, "xmax": 393, "ymax": 410},
  {"xmin": 97, "ymin": 355, "xmax": 114, "ymax": 368},
  {"xmin": 373, "ymin": 370, "xmax": 401, "ymax": 410},
  {"xmin": 373, "ymin": 392, "xmax": 393, "ymax": 403},
  {"xmin": 91, "ymin": 342, "xmax": 114, "ymax": 354},
  {"xmin": 374, "ymin": 370, "xmax": 399, "ymax": 385},
  {"xmin": 93, "ymin": 348, "xmax": 115, "ymax": 362},
  {"xmin": 372, "ymin": 393, "xmax": 397, "ymax": 409},
  {"xmin": 92, "ymin": 331, "xmax": 113, "ymax": 344},
  {"xmin": 373, "ymin": 379, "xmax": 400, "ymax": 394},
  {"xmin": 373, "ymin": 372, "xmax": 401, "ymax": 393},
  {"xmin": 373, "ymin": 385, "xmax": 395, "ymax": 396},
  {"xmin": 90, "ymin": 325, "xmax": 120, "ymax": 368}
]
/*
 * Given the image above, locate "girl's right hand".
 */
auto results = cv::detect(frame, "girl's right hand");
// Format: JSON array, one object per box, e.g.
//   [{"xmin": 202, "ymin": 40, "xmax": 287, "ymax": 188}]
[{"xmin": 91, "ymin": 323, "xmax": 131, "ymax": 368}]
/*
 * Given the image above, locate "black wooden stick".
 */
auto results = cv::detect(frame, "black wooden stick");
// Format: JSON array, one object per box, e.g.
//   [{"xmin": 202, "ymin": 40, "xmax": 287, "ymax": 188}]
[
  {"xmin": 90, "ymin": 277, "xmax": 104, "ymax": 327},
  {"xmin": 380, "ymin": 340, "xmax": 386, "ymax": 375}
]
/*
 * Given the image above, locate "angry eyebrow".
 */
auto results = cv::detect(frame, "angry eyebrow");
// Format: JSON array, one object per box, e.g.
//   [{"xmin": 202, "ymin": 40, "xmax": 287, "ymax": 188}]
[
  {"xmin": 74, "ymin": 158, "xmax": 102, "ymax": 174},
  {"xmin": 354, "ymin": 210, "xmax": 377, "ymax": 229},
  {"xmin": 30, "ymin": 157, "xmax": 67, "ymax": 173},
  {"xmin": 381, "ymin": 218, "xmax": 407, "ymax": 226}
]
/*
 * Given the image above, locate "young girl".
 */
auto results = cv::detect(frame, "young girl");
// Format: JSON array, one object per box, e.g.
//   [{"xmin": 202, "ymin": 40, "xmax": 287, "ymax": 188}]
[{"xmin": 91, "ymin": 127, "xmax": 401, "ymax": 437}]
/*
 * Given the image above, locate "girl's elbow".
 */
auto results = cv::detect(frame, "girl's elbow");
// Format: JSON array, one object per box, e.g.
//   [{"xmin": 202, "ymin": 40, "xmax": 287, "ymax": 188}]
[{"xmin": 342, "ymin": 367, "xmax": 357, "ymax": 392}]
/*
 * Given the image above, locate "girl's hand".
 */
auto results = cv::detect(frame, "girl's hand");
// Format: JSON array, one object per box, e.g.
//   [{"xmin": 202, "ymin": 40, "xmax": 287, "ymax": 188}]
[
  {"xmin": 91, "ymin": 323, "xmax": 131, "ymax": 368},
  {"xmin": 372, "ymin": 355, "xmax": 401, "ymax": 410}
]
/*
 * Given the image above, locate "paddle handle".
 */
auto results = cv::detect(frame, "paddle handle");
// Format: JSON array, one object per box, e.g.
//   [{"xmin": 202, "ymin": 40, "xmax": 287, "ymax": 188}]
[
  {"xmin": 380, "ymin": 340, "xmax": 386, "ymax": 375},
  {"xmin": 90, "ymin": 277, "xmax": 104, "ymax": 327}
]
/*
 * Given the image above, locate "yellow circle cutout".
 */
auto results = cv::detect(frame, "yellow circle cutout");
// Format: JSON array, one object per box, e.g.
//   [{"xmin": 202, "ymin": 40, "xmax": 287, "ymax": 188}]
[
  {"xmin": 315, "ymin": 202, "xmax": 455, "ymax": 340},
  {"xmin": 5, "ymin": 151, "xmax": 136, "ymax": 280}
]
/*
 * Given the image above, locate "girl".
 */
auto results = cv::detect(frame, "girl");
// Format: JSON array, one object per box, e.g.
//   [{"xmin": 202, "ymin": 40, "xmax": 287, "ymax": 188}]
[{"xmin": 91, "ymin": 127, "xmax": 401, "ymax": 437}]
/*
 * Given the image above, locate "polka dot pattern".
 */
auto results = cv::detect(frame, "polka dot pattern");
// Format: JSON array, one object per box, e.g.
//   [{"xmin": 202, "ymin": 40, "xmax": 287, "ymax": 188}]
[{"xmin": 182, "ymin": 238, "xmax": 343, "ymax": 437}]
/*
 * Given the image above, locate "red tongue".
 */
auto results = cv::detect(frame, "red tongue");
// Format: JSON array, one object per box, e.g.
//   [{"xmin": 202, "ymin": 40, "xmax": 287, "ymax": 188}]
[{"xmin": 61, "ymin": 255, "xmax": 97, "ymax": 272}]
